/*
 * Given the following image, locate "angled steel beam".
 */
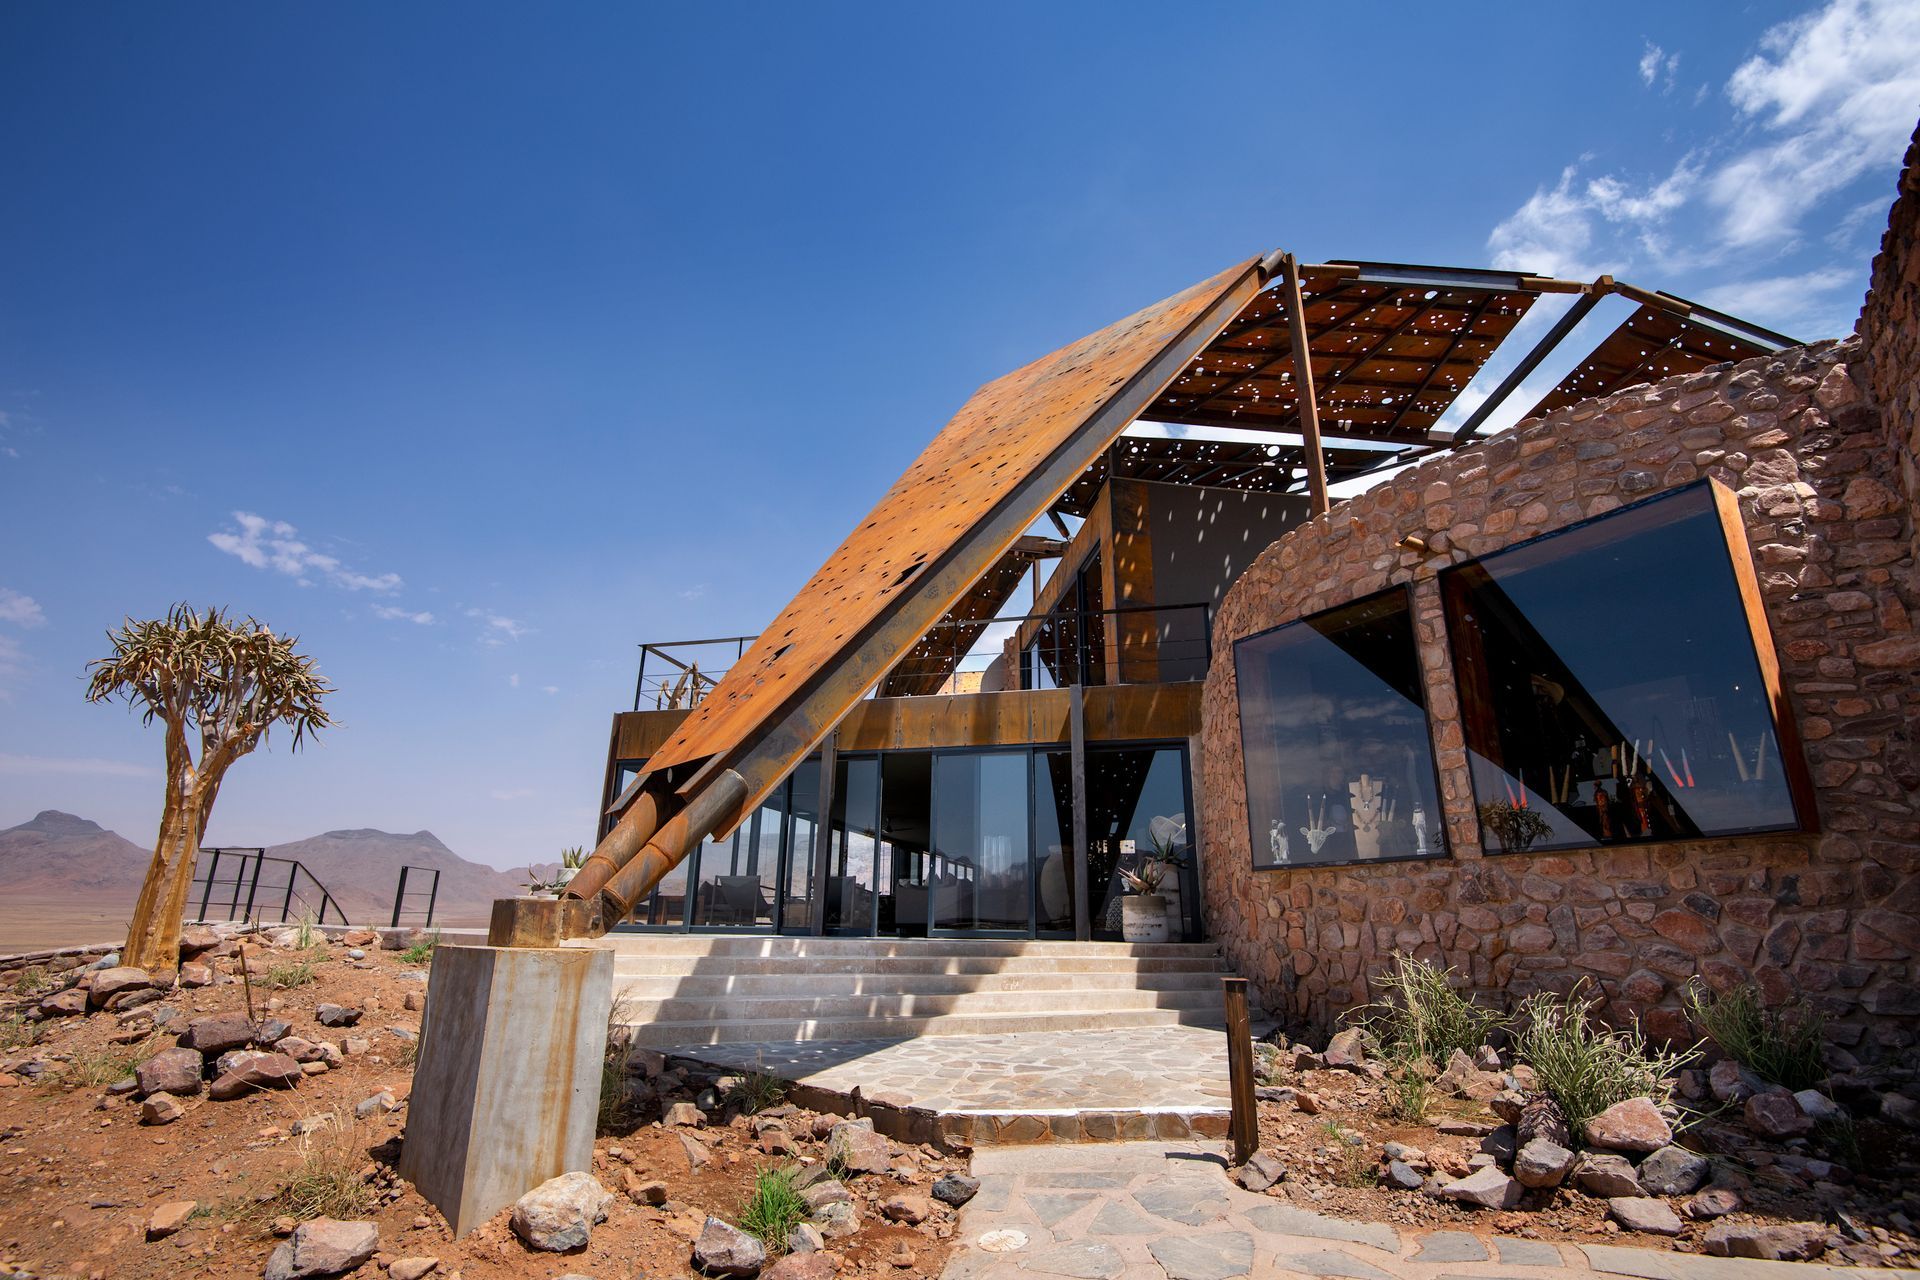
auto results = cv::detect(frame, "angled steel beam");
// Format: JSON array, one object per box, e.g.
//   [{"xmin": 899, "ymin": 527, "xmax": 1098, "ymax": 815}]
[
  {"xmin": 1280, "ymin": 253, "xmax": 1330, "ymax": 515},
  {"xmin": 1451, "ymin": 284, "xmax": 1607, "ymax": 443}
]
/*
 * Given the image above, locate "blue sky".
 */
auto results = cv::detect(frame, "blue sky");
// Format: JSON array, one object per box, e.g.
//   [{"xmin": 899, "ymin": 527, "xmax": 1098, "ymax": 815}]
[{"xmin": 2, "ymin": 1, "xmax": 1915, "ymax": 869}]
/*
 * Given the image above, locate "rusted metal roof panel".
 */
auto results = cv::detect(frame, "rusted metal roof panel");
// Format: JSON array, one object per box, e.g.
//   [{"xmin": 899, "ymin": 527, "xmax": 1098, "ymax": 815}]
[
  {"xmin": 1524, "ymin": 304, "xmax": 1778, "ymax": 420},
  {"xmin": 643, "ymin": 257, "xmax": 1269, "ymax": 805}
]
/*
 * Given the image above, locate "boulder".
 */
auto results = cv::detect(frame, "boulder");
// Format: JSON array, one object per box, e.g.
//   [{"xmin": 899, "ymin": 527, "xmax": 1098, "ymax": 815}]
[
  {"xmin": 663, "ymin": 1101, "xmax": 705, "ymax": 1128},
  {"xmin": 178, "ymin": 963, "xmax": 214, "ymax": 988},
  {"xmin": 1608, "ymin": 1197, "xmax": 1683, "ymax": 1236},
  {"xmin": 1323, "ymin": 1027, "xmax": 1368, "ymax": 1069},
  {"xmin": 1439, "ymin": 1167, "xmax": 1522, "ymax": 1209},
  {"xmin": 179, "ymin": 1013, "xmax": 257, "ymax": 1055},
  {"xmin": 253, "ymin": 1018, "xmax": 292, "ymax": 1046},
  {"xmin": 210, "ymin": 1051, "xmax": 302, "ymax": 1100},
  {"xmin": 141, "ymin": 1092, "xmax": 187, "ymax": 1125},
  {"xmin": 1744, "ymin": 1088, "xmax": 1814, "ymax": 1139},
  {"xmin": 1582, "ymin": 1097, "xmax": 1671, "ymax": 1153},
  {"xmin": 178, "ymin": 925, "xmax": 220, "ymax": 955},
  {"xmin": 136, "ymin": 1047, "xmax": 205, "ymax": 1098},
  {"xmin": 314, "ymin": 1004, "xmax": 361, "ymax": 1028},
  {"xmin": 825, "ymin": 1120, "xmax": 891, "ymax": 1176},
  {"xmin": 1382, "ymin": 1161, "xmax": 1424, "ymax": 1191},
  {"xmin": 509, "ymin": 1172, "xmax": 612, "ymax": 1252},
  {"xmin": 1792, "ymin": 1090, "xmax": 1843, "ymax": 1123},
  {"xmin": 1477, "ymin": 1126, "xmax": 1516, "ymax": 1162},
  {"xmin": 931, "ymin": 1174, "xmax": 979, "ymax": 1206},
  {"xmin": 147, "ymin": 1200, "xmax": 197, "ymax": 1240},
  {"xmin": 89, "ymin": 967, "xmax": 152, "ymax": 1008},
  {"xmin": 880, "ymin": 1193, "xmax": 932, "ymax": 1225},
  {"xmin": 693, "ymin": 1216, "xmax": 766, "ymax": 1277},
  {"xmin": 1637, "ymin": 1145, "xmax": 1709, "ymax": 1196},
  {"xmin": 1709, "ymin": 1058, "xmax": 1763, "ymax": 1103},
  {"xmin": 1234, "ymin": 1151, "xmax": 1287, "ymax": 1192},
  {"xmin": 1703, "ymin": 1220, "xmax": 1829, "ymax": 1261},
  {"xmin": 1684, "ymin": 1187, "xmax": 1742, "ymax": 1219},
  {"xmin": 264, "ymin": 1218, "xmax": 380, "ymax": 1280},
  {"xmin": 37, "ymin": 989, "xmax": 89, "ymax": 1017},
  {"xmin": 1572, "ymin": 1153, "xmax": 1643, "ymax": 1198},
  {"xmin": 1513, "ymin": 1138, "xmax": 1576, "ymax": 1188}
]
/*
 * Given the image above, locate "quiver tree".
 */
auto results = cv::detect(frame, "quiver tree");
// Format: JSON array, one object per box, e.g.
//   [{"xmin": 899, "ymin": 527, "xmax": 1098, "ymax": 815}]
[{"xmin": 86, "ymin": 604, "xmax": 333, "ymax": 970}]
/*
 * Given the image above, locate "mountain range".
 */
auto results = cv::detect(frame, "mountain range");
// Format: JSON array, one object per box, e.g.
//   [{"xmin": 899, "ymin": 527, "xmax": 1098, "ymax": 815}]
[{"xmin": 0, "ymin": 810, "xmax": 528, "ymax": 930}]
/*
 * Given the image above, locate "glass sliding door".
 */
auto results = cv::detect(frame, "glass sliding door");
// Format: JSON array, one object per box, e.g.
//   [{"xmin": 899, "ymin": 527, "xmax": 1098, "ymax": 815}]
[
  {"xmin": 878, "ymin": 753, "xmax": 933, "ymax": 937},
  {"xmin": 824, "ymin": 758, "xmax": 880, "ymax": 934},
  {"xmin": 689, "ymin": 785, "xmax": 782, "ymax": 929},
  {"xmin": 1032, "ymin": 751, "xmax": 1076, "ymax": 934},
  {"xmin": 931, "ymin": 751, "xmax": 1033, "ymax": 934},
  {"xmin": 778, "ymin": 761, "xmax": 820, "ymax": 933},
  {"xmin": 1086, "ymin": 745, "xmax": 1196, "ymax": 941}
]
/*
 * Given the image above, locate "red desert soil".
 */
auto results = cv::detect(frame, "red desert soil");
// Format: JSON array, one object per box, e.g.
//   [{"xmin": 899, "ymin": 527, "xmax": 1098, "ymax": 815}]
[{"xmin": 0, "ymin": 934, "xmax": 958, "ymax": 1280}]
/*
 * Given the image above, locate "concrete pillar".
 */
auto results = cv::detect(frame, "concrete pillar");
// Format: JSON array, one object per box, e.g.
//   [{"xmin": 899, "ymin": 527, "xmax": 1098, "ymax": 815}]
[{"xmin": 398, "ymin": 943, "xmax": 613, "ymax": 1235}]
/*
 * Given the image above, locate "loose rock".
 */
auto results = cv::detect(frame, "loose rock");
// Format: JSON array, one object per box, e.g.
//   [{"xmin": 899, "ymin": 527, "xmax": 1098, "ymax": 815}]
[
  {"xmin": 1745, "ymin": 1088, "xmax": 1814, "ymax": 1139},
  {"xmin": 147, "ymin": 1200, "xmax": 197, "ymax": 1240},
  {"xmin": 179, "ymin": 1013, "xmax": 257, "ymax": 1055},
  {"xmin": 210, "ymin": 1051, "xmax": 302, "ymax": 1100},
  {"xmin": 1703, "ymin": 1220, "xmax": 1829, "ymax": 1261},
  {"xmin": 1637, "ymin": 1145, "xmax": 1709, "ymax": 1196},
  {"xmin": 387, "ymin": 1258, "xmax": 438, "ymax": 1280},
  {"xmin": 1608, "ymin": 1197, "xmax": 1683, "ymax": 1236},
  {"xmin": 931, "ymin": 1174, "xmax": 979, "ymax": 1206},
  {"xmin": 692, "ymin": 1216, "xmax": 766, "ymax": 1276},
  {"xmin": 824, "ymin": 1120, "xmax": 891, "ymax": 1176},
  {"xmin": 1684, "ymin": 1187, "xmax": 1742, "ymax": 1219},
  {"xmin": 314, "ymin": 1004, "xmax": 362, "ymax": 1028},
  {"xmin": 880, "ymin": 1193, "xmax": 932, "ymax": 1225},
  {"xmin": 264, "ymin": 1218, "xmax": 380, "ymax": 1280},
  {"xmin": 1582, "ymin": 1097, "xmax": 1672, "ymax": 1153},
  {"xmin": 1572, "ymin": 1153, "xmax": 1643, "ymax": 1198},
  {"xmin": 509, "ymin": 1172, "xmax": 612, "ymax": 1252},
  {"xmin": 1439, "ymin": 1167, "xmax": 1522, "ymax": 1209},
  {"xmin": 135, "ymin": 1047, "xmax": 205, "ymax": 1098},
  {"xmin": 141, "ymin": 1093, "xmax": 187, "ymax": 1125},
  {"xmin": 663, "ymin": 1101, "xmax": 705, "ymax": 1128},
  {"xmin": 1513, "ymin": 1138, "xmax": 1575, "ymax": 1189}
]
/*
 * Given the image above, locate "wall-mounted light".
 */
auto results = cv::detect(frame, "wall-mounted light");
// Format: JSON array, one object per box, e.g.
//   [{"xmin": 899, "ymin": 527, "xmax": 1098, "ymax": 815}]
[{"xmin": 1398, "ymin": 534, "xmax": 1430, "ymax": 554}]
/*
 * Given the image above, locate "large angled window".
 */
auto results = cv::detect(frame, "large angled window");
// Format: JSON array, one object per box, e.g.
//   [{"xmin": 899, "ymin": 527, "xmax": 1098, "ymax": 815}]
[
  {"xmin": 1235, "ymin": 589, "xmax": 1446, "ymax": 869},
  {"xmin": 1440, "ymin": 481, "xmax": 1804, "ymax": 854}
]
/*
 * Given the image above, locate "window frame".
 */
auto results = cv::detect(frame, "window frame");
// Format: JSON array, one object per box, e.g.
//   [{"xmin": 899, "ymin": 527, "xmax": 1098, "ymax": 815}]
[{"xmin": 1232, "ymin": 582, "xmax": 1450, "ymax": 874}]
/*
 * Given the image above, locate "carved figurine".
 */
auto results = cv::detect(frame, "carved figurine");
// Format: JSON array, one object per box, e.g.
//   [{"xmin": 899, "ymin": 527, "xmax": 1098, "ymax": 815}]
[
  {"xmin": 1592, "ymin": 781, "xmax": 1613, "ymax": 839},
  {"xmin": 1349, "ymin": 774, "xmax": 1392, "ymax": 859},
  {"xmin": 1629, "ymin": 774, "xmax": 1653, "ymax": 837},
  {"xmin": 1411, "ymin": 805, "xmax": 1430, "ymax": 856},
  {"xmin": 1299, "ymin": 792, "xmax": 1341, "ymax": 857},
  {"xmin": 1268, "ymin": 820, "xmax": 1290, "ymax": 863}
]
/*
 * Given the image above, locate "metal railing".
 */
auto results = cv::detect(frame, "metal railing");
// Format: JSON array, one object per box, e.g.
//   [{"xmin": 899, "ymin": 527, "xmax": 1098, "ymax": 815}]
[
  {"xmin": 390, "ymin": 865, "xmax": 442, "ymax": 929},
  {"xmin": 187, "ymin": 848, "xmax": 348, "ymax": 927},
  {"xmin": 632, "ymin": 635, "xmax": 756, "ymax": 711},
  {"xmin": 629, "ymin": 603, "xmax": 1213, "ymax": 708}
]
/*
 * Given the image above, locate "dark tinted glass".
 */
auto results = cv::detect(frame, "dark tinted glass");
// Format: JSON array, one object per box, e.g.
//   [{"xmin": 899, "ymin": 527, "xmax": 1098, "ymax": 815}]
[
  {"xmin": 1440, "ymin": 483, "xmax": 1800, "ymax": 853},
  {"xmin": 1235, "ymin": 590, "xmax": 1445, "ymax": 869}
]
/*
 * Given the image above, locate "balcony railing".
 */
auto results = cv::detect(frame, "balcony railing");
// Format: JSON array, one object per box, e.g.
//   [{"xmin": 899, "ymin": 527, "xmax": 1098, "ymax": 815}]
[
  {"xmin": 187, "ymin": 848, "xmax": 348, "ymax": 927},
  {"xmin": 630, "ymin": 602, "xmax": 1211, "ymax": 710}
]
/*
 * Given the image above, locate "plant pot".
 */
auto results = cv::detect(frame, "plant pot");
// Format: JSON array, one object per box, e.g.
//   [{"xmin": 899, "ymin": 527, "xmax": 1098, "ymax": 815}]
[{"xmin": 1121, "ymin": 893, "xmax": 1169, "ymax": 943}]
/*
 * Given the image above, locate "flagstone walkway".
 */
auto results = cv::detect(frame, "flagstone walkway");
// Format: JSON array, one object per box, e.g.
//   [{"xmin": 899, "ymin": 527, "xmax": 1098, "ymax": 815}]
[
  {"xmin": 670, "ymin": 1026, "xmax": 1232, "ymax": 1144},
  {"xmin": 938, "ymin": 1141, "xmax": 1916, "ymax": 1280}
]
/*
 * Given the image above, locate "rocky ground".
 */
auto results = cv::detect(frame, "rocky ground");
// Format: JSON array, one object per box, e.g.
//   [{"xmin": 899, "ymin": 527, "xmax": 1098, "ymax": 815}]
[
  {"xmin": 0, "ymin": 927, "xmax": 963, "ymax": 1280},
  {"xmin": 1231, "ymin": 1027, "xmax": 1920, "ymax": 1268}
]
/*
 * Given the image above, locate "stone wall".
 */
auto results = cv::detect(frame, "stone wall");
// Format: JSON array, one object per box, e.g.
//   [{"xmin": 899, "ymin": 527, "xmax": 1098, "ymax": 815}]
[
  {"xmin": 1858, "ymin": 121, "xmax": 1920, "ymax": 577},
  {"xmin": 1198, "ymin": 330, "xmax": 1920, "ymax": 1058}
]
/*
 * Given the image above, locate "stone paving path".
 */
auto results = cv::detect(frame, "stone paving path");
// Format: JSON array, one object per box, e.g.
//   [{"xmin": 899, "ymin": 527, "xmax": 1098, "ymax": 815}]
[
  {"xmin": 672, "ymin": 1027, "xmax": 1231, "ymax": 1143},
  {"xmin": 939, "ymin": 1141, "xmax": 1917, "ymax": 1280}
]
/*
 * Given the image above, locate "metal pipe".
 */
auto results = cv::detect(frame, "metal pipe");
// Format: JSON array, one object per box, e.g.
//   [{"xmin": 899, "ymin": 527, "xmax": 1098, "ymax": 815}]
[
  {"xmin": 1279, "ymin": 253, "xmax": 1331, "ymax": 516},
  {"xmin": 593, "ymin": 769, "xmax": 749, "ymax": 933},
  {"xmin": 566, "ymin": 782, "xmax": 680, "ymax": 906}
]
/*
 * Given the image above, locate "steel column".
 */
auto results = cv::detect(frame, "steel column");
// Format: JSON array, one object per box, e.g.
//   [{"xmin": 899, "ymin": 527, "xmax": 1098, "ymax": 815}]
[
  {"xmin": 1280, "ymin": 253, "xmax": 1330, "ymax": 515},
  {"xmin": 1070, "ymin": 682, "xmax": 1091, "ymax": 942}
]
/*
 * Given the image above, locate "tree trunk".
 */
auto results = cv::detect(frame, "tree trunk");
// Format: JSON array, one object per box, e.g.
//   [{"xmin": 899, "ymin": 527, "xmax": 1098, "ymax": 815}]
[{"xmin": 122, "ymin": 793, "xmax": 204, "ymax": 972}]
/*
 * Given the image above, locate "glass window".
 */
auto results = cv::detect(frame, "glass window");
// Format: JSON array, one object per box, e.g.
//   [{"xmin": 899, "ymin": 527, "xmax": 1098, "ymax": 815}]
[
  {"xmin": 1235, "ymin": 589, "xmax": 1446, "ymax": 869},
  {"xmin": 1441, "ymin": 482, "xmax": 1801, "ymax": 853},
  {"xmin": 689, "ymin": 787, "xmax": 782, "ymax": 929},
  {"xmin": 1033, "ymin": 751, "xmax": 1076, "ymax": 933},
  {"xmin": 1087, "ymin": 746, "xmax": 1196, "ymax": 939},
  {"xmin": 824, "ymin": 758, "xmax": 880, "ymax": 934},
  {"xmin": 932, "ymin": 752, "xmax": 1033, "ymax": 932}
]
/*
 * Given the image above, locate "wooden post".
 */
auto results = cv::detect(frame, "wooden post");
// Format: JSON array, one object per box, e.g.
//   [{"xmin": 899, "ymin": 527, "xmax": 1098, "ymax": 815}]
[
  {"xmin": 1069, "ymin": 683, "xmax": 1091, "ymax": 942},
  {"xmin": 1223, "ymin": 976, "xmax": 1258, "ymax": 1165},
  {"xmin": 1280, "ymin": 253, "xmax": 1330, "ymax": 516}
]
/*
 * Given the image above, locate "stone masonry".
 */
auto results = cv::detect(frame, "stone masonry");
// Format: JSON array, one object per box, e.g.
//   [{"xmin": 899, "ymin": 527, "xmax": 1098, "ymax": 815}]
[{"xmin": 1198, "ymin": 152, "xmax": 1920, "ymax": 1056}]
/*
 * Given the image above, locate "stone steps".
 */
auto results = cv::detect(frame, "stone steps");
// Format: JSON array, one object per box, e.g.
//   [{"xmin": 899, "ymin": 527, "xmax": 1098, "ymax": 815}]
[{"xmin": 586, "ymin": 934, "xmax": 1234, "ymax": 1047}]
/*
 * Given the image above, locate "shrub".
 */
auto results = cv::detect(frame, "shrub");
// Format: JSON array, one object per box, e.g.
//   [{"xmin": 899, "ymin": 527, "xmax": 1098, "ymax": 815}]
[
  {"xmin": 1317, "ymin": 1120, "xmax": 1375, "ymax": 1187},
  {"xmin": 0, "ymin": 1012, "xmax": 43, "ymax": 1052},
  {"xmin": 262, "ymin": 957, "xmax": 318, "ymax": 990},
  {"xmin": 1681, "ymin": 980, "xmax": 1826, "ymax": 1091},
  {"xmin": 735, "ymin": 1068, "xmax": 788, "ymax": 1115},
  {"xmin": 1510, "ymin": 982, "xmax": 1696, "ymax": 1134},
  {"xmin": 597, "ymin": 993, "xmax": 641, "ymax": 1136},
  {"xmin": 736, "ymin": 1166, "xmax": 808, "ymax": 1251},
  {"xmin": 270, "ymin": 1115, "xmax": 375, "ymax": 1220},
  {"xmin": 400, "ymin": 932, "xmax": 440, "ymax": 965},
  {"xmin": 1382, "ymin": 1062, "xmax": 1430, "ymax": 1124},
  {"xmin": 10, "ymin": 967, "xmax": 52, "ymax": 996},
  {"xmin": 1349, "ymin": 952, "xmax": 1503, "ymax": 1062},
  {"xmin": 56, "ymin": 1032, "xmax": 165, "ymax": 1089}
]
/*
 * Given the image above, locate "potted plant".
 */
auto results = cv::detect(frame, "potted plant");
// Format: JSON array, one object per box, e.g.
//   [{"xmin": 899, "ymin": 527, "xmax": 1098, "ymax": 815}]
[
  {"xmin": 524, "ymin": 846, "xmax": 586, "ymax": 898},
  {"xmin": 1477, "ymin": 801, "xmax": 1551, "ymax": 854},
  {"xmin": 1118, "ymin": 818, "xmax": 1187, "ymax": 943}
]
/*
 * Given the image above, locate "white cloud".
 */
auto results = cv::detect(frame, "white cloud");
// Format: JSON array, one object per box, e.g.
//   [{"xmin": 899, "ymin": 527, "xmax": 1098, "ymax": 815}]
[
  {"xmin": 507, "ymin": 673, "xmax": 520, "ymax": 688},
  {"xmin": 1638, "ymin": 41, "xmax": 1681, "ymax": 92},
  {"xmin": 1487, "ymin": 159, "xmax": 1699, "ymax": 279},
  {"xmin": 0, "ymin": 588, "xmax": 45, "ymax": 628},
  {"xmin": 1710, "ymin": 0, "xmax": 1920, "ymax": 249},
  {"xmin": 371, "ymin": 604, "xmax": 436, "ymax": 625},
  {"xmin": 0, "ymin": 752, "xmax": 155, "ymax": 779},
  {"xmin": 466, "ymin": 608, "xmax": 532, "ymax": 646},
  {"xmin": 1695, "ymin": 265, "xmax": 1861, "ymax": 329},
  {"xmin": 541, "ymin": 685, "xmax": 560, "ymax": 695},
  {"xmin": 209, "ymin": 512, "xmax": 403, "ymax": 594}
]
